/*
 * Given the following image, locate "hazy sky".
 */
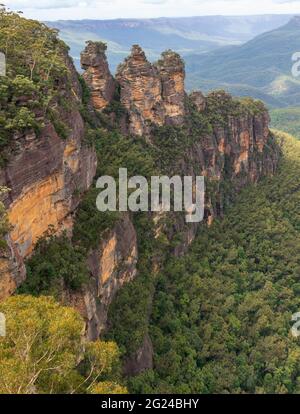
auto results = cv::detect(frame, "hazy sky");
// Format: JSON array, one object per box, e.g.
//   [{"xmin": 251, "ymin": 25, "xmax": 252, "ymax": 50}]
[{"xmin": 3, "ymin": 0, "xmax": 300, "ymax": 20}]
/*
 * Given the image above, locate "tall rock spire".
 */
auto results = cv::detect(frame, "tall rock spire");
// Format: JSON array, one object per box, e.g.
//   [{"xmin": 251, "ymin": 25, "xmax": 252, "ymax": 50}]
[
  {"xmin": 116, "ymin": 45, "xmax": 164, "ymax": 136},
  {"xmin": 81, "ymin": 41, "xmax": 116, "ymax": 111},
  {"xmin": 116, "ymin": 46, "xmax": 186, "ymax": 136},
  {"xmin": 155, "ymin": 50, "xmax": 186, "ymax": 125}
]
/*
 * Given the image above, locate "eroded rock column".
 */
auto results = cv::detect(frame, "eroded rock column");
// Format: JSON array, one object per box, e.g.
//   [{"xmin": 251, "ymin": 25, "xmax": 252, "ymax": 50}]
[
  {"xmin": 116, "ymin": 45, "xmax": 164, "ymax": 136},
  {"xmin": 156, "ymin": 50, "xmax": 186, "ymax": 125},
  {"xmin": 81, "ymin": 41, "xmax": 116, "ymax": 111}
]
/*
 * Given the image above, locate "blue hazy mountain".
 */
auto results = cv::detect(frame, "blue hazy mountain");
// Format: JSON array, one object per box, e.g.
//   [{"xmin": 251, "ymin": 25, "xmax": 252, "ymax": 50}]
[
  {"xmin": 184, "ymin": 16, "xmax": 300, "ymax": 107},
  {"xmin": 47, "ymin": 15, "xmax": 292, "ymax": 73}
]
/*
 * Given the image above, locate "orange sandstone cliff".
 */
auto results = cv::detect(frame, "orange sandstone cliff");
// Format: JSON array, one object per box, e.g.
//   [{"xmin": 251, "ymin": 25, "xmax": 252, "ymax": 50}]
[{"xmin": 0, "ymin": 54, "xmax": 97, "ymax": 299}]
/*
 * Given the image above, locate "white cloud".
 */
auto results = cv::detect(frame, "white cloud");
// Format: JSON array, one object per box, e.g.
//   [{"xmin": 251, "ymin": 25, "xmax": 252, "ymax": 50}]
[
  {"xmin": 3, "ymin": 0, "xmax": 300, "ymax": 20},
  {"xmin": 141, "ymin": 0, "xmax": 168, "ymax": 4},
  {"xmin": 4, "ymin": 0, "xmax": 113, "ymax": 10}
]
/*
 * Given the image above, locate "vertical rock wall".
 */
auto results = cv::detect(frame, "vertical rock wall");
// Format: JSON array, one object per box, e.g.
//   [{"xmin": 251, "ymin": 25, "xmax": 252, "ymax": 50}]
[{"xmin": 0, "ymin": 55, "xmax": 97, "ymax": 301}]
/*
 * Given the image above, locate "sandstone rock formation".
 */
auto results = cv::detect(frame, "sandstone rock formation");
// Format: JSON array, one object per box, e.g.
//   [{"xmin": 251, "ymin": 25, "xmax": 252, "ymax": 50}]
[
  {"xmin": 116, "ymin": 45, "xmax": 186, "ymax": 136},
  {"xmin": 60, "ymin": 214, "xmax": 138, "ymax": 341},
  {"xmin": 116, "ymin": 45, "xmax": 164, "ymax": 136},
  {"xmin": 0, "ymin": 54, "xmax": 97, "ymax": 301},
  {"xmin": 81, "ymin": 41, "xmax": 116, "ymax": 111},
  {"xmin": 85, "ymin": 214, "xmax": 138, "ymax": 339},
  {"xmin": 155, "ymin": 50, "xmax": 186, "ymax": 125},
  {"xmin": 190, "ymin": 91, "xmax": 206, "ymax": 112}
]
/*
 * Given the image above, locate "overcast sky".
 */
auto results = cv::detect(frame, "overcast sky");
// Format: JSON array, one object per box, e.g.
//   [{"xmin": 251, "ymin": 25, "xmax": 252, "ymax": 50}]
[{"xmin": 3, "ymin": 0, "xmax": 300, "ymax": 20}]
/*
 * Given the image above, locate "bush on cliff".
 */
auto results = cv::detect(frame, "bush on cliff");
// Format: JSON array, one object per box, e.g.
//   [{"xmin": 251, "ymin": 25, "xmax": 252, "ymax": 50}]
[
  {"xmin": 72, "ymin": 187, "xmax": 120, "ymax": 251},
  {"xmin": 18, "ymin": 232, "xmax": 89, "ymax": 296}
]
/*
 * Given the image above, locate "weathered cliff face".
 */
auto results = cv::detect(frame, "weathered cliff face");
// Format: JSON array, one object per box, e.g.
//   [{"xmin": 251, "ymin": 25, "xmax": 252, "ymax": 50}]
[
  {"xmin": 115, "ymin": 45, "xmax": 185, "ymax": 136},
  {"xmin": 81, "ymin": 41, "xmax": 116, "ymax": 111},
  {"xmin": 0, "ymin": 55, "xmax": 97, "ymax": 301},
  {"xmin": 67, "ymin": 214, "xmax": 138, "ymax": 340},
  {"xmin": 161, "ymin": 102, "xmax": 279, "ymax": 257},
  {"xmin": 197, "ymin": 110, "xmax": 274, "ymax": 184}
]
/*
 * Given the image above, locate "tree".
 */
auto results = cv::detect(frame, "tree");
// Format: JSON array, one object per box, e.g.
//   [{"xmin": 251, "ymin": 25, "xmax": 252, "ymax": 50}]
[
  {"xmin": 90, "ymin": 382, "xmax": 128, "ymax": 394},
  {"xmin": 0, "ymin": 295, "xmax": 127, "ymax": 394}
]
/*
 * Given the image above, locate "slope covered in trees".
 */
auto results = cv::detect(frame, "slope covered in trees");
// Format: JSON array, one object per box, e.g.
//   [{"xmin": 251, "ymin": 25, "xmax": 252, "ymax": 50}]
[
  {"xmin": 185, "ymin": 17, "xmax": 300, "ymax": 107},
  {"xmin": 117, "ymin": 131, "xmax": 300, "ymax": 394},
  {"xmin": 270, "ymin": 107, "xmax": 300, "ymax": 140}
]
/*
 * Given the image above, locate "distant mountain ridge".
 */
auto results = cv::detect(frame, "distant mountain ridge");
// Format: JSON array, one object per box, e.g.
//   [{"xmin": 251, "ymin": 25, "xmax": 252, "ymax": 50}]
[
  {"xmin": 185, "ymin": 16, "xmax": 300, "ymax": 107},
  {"xmin": 47, "ymin": 14, "xmax": 292, "ymax": 73}
]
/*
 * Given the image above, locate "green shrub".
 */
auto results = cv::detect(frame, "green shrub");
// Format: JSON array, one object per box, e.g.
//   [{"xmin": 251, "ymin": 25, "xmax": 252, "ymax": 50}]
[
  {"xmin": 73, "ymin": 187, "xmax": 120, "ymax": 251},
  {"xmin": 19, "ymin": 232, "xmax": 89, "ymax": 296}
]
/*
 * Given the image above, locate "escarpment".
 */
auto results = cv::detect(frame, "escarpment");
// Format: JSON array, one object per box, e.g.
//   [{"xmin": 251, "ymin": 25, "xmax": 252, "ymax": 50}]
[
  {"xmin": 79, "ymin": 42, "xmax": 280, "ymax": 371},
  {"xmin": 0, "ymin": 50, "xmax": 97, "ymax": 300},
  {"xmin": 0, "ymin": 26, "xmax": 280, "ymax": 369},
  {"xmin": 145, "ymin": 95, "xmax": 278, "ymax": 260}
]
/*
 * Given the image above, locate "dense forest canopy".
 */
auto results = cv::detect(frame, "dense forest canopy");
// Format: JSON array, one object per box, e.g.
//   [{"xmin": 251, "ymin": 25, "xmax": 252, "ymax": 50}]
[{"xmin": 125, "ymin": 131, "xmax": 300, "ymax": 394}]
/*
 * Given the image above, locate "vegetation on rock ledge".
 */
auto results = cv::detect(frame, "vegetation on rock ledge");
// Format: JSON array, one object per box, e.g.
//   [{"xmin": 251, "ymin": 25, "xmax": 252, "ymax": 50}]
[
  {"xmin": 18, "ymin": 232, "xmax": 89, "ymax": 297},
  {"xmin": 0, "ymin": 7, "xmax": 72, "ymax": 164}
]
